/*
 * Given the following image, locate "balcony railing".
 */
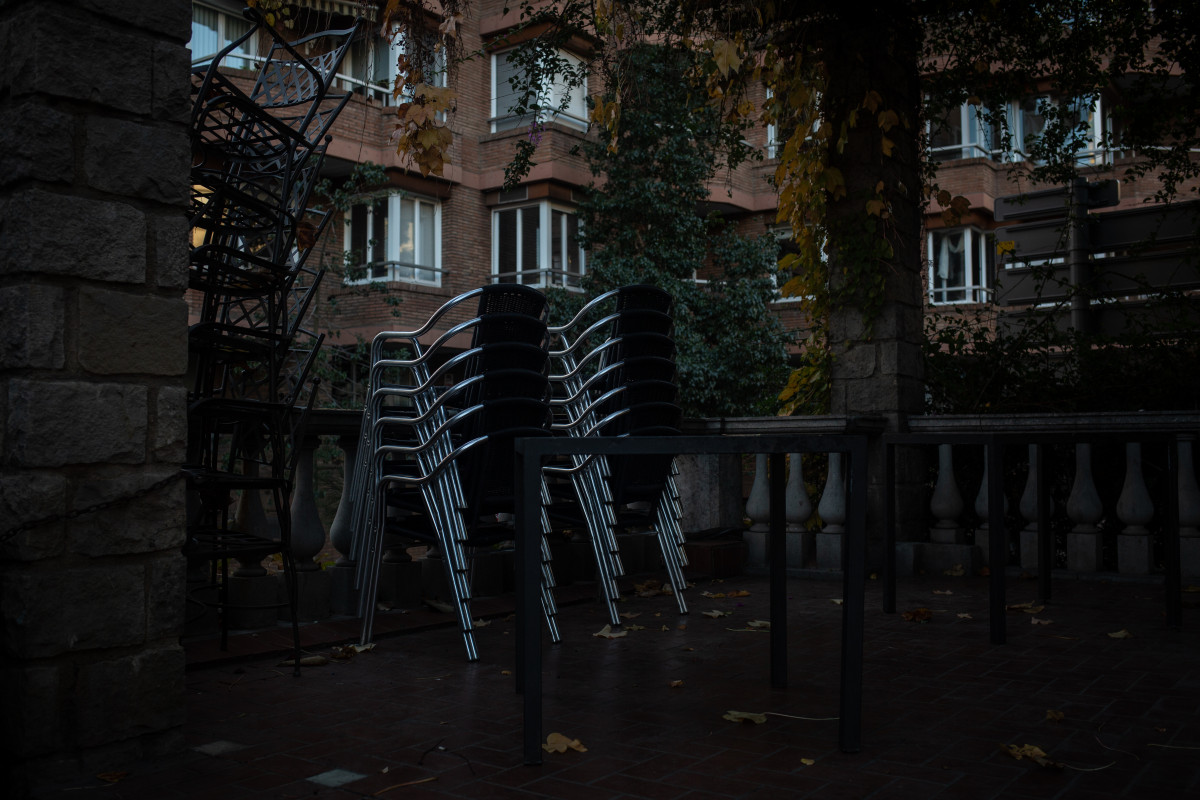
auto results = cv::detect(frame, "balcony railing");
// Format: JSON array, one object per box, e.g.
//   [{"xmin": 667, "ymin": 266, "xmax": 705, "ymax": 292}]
[{"xmin": 185, "ymin": 409, "xmax": 1199, "ymax": 640}]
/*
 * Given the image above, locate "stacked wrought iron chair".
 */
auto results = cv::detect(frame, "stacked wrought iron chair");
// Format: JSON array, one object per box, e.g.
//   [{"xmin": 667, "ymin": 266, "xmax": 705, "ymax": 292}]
[
  {"xmin": 184, "ymin": 10, "xmax": 359, "ymax": 671},
  {"xmin": 349, "ymin": 285, "xmax": 562, "ymax": 660},
  {"xmin": 545, "ymin": 285, "xmax": 688, "ymax": 626}
]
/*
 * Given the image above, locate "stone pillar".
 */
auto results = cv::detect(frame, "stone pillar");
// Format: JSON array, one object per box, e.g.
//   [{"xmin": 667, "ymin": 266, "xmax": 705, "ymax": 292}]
[
  {"xmin": 1116, "ymin": 442, "xmax": 1154, "ymax": 574},
  {"xmin": 0, "ymin": 2, "xmax": 193, "ymax": 795},
  {"xmin": 286, "ymin": 437, "xmax": 330, "ymax": 621},
  {"xmin": 1179, "ymin": 439, "xmax": 1200, "ymax": 578},
  {"xmin": 743, "ymin": 454, "xmax": 771, "ymax": 568},
  {"xmin": 785, "ymin": 453, "xmax": 814, "ymax": 567},
  {"xmin": 816, "ymin": 452, "xmax": 847, "ymax": 570},
  {"xmin": 1066, "ymin": 443, "xmax": 1105, "ymax": 572}
]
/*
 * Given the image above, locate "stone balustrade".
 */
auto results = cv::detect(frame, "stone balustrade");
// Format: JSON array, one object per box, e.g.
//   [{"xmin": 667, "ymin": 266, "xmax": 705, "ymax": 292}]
[{"xmin": 194, "ymin": 410, "xmax": 1200, "ymax": 640}]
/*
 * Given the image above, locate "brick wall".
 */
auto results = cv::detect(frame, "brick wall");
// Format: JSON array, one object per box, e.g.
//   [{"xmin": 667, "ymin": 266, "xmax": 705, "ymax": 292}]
[{"xmin": 0, "ymin": 1, "xmax": 192, "ymax": 794}]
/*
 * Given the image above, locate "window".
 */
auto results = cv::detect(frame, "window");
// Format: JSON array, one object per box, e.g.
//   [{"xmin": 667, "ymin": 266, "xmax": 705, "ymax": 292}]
[
  {"xmin": 929, "ymin": 102, "xmax": 1000, "ymax": 161},
  {"xmin": 928, "ymin": 227, "xmax": 991, "ymax": 304},
  {"xmin": 492, "ymin": 202, "xmax": 584, "ymax": 288},
  {"xmin": 766, "ymin": 88, "xmax": 820, "ymax": 159},
  {"xmin": 929, "ymin": 96, "xmax": 1106, "ymax": 166},
  {"xmin": 339, "ymin": 31, "xmax": 448, "ymax": 106},
  {"xmin": 344, "ymin": 195, "xmax": 441, "ymax": 285},
  {"xmin": 491, "ymin": 48, "xmax": 587, "ymax": 133},
  {"xmin": 189, "ymin": 2, "xmax": 257, "ymax": 70}
]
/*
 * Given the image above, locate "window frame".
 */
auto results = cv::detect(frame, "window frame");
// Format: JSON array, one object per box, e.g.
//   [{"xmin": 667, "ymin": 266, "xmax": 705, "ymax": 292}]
[
  {"xmin": 189, "ymin": 1, "xmax": 258, "ymax": 70},
  {"xmin": 491, "ymin": 201, "xmax": 585, "ymax": 289},
  {"xmin": 490, "ymin": 48, "xmax": 588, "ymax": 133},
  {"xmin": 927, "ymin": 226, "xmax": 992, "ymax": 306},
  {"xmin": 343, "ymin": 194, "xmax": 443, "ymax": 287}
]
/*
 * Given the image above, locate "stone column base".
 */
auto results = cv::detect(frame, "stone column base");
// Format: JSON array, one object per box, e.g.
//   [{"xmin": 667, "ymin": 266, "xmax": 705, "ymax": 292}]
[
  {"xmin": 226, "ymin": 574, "xmax": 278, "ymax": 630},
  {"xmin": 1118, "ymin": 532, "xmax": 1153, "ymax": 574},
  {"xmin": 1182, "ymin": 536, "xmax": 1200, "ymax": 579},
  {"xmin": 1067, "ymin": 531, "xmax": 1103, "ymax": 573},
  {"xmin": 1019, "ymin": 527, "xmax": 1040, "ymax": 572},
  {"xmin": 279, "ymin": 569, "xmax": 330, "ymax": 623},
  {"xmin": 743, "ymin": 528, "xmax": 768, "ymax": 570},
  {"xmin": 329, "ymin": 562, "xmax": 361, "ymax": 616},
  {"xmin": 787, "ymin": 530, "xmax": 814, "ymax": 569},
  {"xmin": 815, "ymin": 532, "xmax": 842, "ymax": 571}
]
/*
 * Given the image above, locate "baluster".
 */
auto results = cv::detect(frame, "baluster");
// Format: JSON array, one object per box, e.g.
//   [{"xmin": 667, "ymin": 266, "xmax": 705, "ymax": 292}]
[
  {"xmin": 785, "ymin": 453, "xmax": 813, "ymax": 568},
  {"xmin": 1176, "ymin": 441, "xmax": 1195, "ymax": 578},
  {"xmin": 743, "ymin": 453, "xmax": 771, "ymax": 568},
  {"xmin": 226, "ymin": 472, "xmax": 277, "ymax": 630},
  {"xmin": 1018, "ymin": 444, "xmax": 1052, "ymax": 573},
  {"xmin": 1066, "ymin": 443, "xmax": 1104, "ymax": 572},
  {"xmin": 329, "ymin": 434, "xmax": 361, "ymax": 614},
  {"xmin": 288, "ymin": 436, "xmax": 331, "ymax": 620},
  {"xmin": 1116, "ymin": 441, "xmax": 1154, "ymax": 575},
  {"xmin": 816, "ymin": 452, "xmax": 846, "ymax": 571},
  {"xmin": 1179, "ymin": 438, "xmax": 1200, "ymax": 578},
  {"xmin": 929, "ymin": 444, "xmax": 963, "ymax": 543},
  {"xmin": 973, "ymin": 446, "xmax": 1008, "ymax": 566}
]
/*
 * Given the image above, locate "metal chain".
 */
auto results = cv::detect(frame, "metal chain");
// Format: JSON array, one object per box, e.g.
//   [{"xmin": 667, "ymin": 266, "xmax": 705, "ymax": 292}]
[{"xmin": 0, "ymin": 471, "xmax": 185, "ymax": 546}]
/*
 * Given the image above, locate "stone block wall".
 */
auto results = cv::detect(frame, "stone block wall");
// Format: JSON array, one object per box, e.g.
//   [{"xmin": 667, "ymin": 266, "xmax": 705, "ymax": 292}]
[{"xmin": 0, "ymin": 1, "xmax": 192, "ymax": 795}]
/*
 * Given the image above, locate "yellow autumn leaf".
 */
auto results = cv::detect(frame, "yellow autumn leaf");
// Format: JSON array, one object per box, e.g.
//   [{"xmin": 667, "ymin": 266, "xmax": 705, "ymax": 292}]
[
  {"xmin": 669, "ymin": 680, "xmax": 684, "ymax": 688},
  {"xmin": 862, "ymin": 89, "xmax": 882, "ymax": 113},
  {"xmin": 880, "ymin": 135, "xmax": 895, "ymax": 157},
  {"xmin": 711, "ymin": 39, "xmax": 742, "ymax": 77},
  {"xmin": 1046, "ymin": 710, "xmax": 1065, "ymax": 722},
  {"xmin": 543, "ymin": 732, "xmax": 588, "ymax": 753},
  {"xmin": 723, "ymin": 710, "xmax": 767, "ymax": 724},
  {"xmin": 877, "ymin": 109, "xmax": 900, "ymax": 131},
  {"xmin": 593, "ymin": 624, "xmax": 627, "ymax": 639},
  {"xmin": 800, "ymin": 758, "xmax": 815, "ymax": 766}
]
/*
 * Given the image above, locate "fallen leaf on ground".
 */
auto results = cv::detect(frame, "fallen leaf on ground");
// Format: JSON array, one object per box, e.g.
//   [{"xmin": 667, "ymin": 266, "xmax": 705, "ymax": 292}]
[
  {"xmin": 593, "ymin": 625, "xmax": 627, "ymax": 639},
  {"xmin": 295, "ymin": 655, "xmax": 328, "ymax": 667},
  {"xmin": 669, "ymin": 680, "xmax": 684, "ymax": 688},
  {"xmin": 703, "ymin": 610, "xmax": 732, "ymax": 618},
  {"xmin": 723, "ymin": 710, "xmax": 767, "ymax": 724},
  {"xmin": 329, "ymin": 645, "xmax": 357, "ymax": 660},
  {"xmin": 472, "ymin": 618, "xmax": 490, "ymax": 629},
  {"xmin": 634, "ymin": 579, "xmax": 668, "ymax": 597},
  {"xmin": 800, "ymin": 758, "xmax": 815, "ymax": 766},
  {"xmin": 746, "ymin": 619, "xmax": 771, "ymax": 629},
  {"xmin": 933, "ymin": 589, "xmax": 953, "ymax": 595},
  {"xmin": 1002, "ymin": 743, "xmax": 1062, "ymax": 769},
  {"xmin": 726, "ymin": 590, "xmax": 751, "ymax": 598},
  {"xmin": 96, "ymin": 773, "xmax": 129, "ymax": 784},
  {"xmin": 1031, "ymin": 617, "xmax": 1054, "ymax": 625},
  {"xmin": 701, "ymin": 591, "xmax": 726, "ymax": 598},
  {"xmin": 944, "ymin": 564, "xmax": 965, "ymax": 576},
  {"xmin": 902, "ymin": 607, "xmax": 933, "ymax": 622},
  {"xmin": 1046, "ymin": 710, "xmax": 1065, "ymax": 722},
  {"xmin": 626, "ymin": 624, "xmax": 646, "ymax": 631},
  {"xmin": 543, "ymin": 732, "xmax": 587, "ymax": 753},
  {"xmin": 1007, "ymin": 602, "xmax": 1046, "ymax": 614},
  {"xmin": 957, "ymin": 613, "xmax": 973, "ymax": 620},
  {"xmin": 661, "ymin": 625, "xmax": 670, "ymax": 631},
  {"xmin": 1107, "ymin": 629, "xmax": 1133, "ymax": 639},
  {"xmin": 501, "ymin": 670, "xmax": 511, "ymax": 676},
  {"xmin": 831, "ymin": 598, "xmax": 844, "ymax": 605},
  {"xmin": 620, "ymin": 612, "xmax": 641, "ymax": 619},
  {"xmin": 677, "ymin": 624, "xmax": 687, "ymax": 630}
]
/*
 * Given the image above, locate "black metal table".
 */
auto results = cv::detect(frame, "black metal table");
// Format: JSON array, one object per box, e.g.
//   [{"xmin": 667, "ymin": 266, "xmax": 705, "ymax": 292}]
[{"xmin": 515, "ymin": 433, "xmax": 870, "ymax": 765}]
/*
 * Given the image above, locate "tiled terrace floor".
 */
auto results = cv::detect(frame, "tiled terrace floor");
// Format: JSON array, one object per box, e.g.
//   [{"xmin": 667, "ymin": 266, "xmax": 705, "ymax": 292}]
[{"xmin": 35, "ymin": 570, "xmax": 1200, "ymax": 799}]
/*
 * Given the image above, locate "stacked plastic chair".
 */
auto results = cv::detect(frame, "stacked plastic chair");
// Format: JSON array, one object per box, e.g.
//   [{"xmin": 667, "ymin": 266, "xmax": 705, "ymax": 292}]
[
  {"xmin": 184, "ymin": 9, "xmax": 359, "ymax": 673},
  {"xmin": 348, "ymin": 285, "xmax": 562, "ymax": 660},
  {"xmin": 545, "ymin": 285, "xmax": 689, "ymax": 627}
]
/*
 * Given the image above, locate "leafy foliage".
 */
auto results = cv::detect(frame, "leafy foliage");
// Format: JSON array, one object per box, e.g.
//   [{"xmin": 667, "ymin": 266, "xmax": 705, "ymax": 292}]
[{"xmin": 571, "ymin": 44, "xmax": 791, "ymax": 417}]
